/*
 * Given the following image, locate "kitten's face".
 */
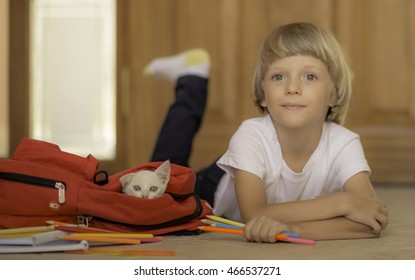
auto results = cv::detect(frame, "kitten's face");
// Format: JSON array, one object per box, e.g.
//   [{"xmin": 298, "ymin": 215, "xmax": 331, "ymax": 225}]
[{"xmin": 120, "ymin": 160, "xmax": 170, "ymax": 199}]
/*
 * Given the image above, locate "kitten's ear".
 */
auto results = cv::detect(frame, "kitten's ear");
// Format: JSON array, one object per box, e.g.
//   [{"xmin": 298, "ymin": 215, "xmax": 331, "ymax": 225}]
[
  {"xmin": 119, "ymin": 173, "xmax": 134, "ymax": 189},
  {"xmin": 155, "ymin": 160, "xmax": 171, "ymax": 185}
]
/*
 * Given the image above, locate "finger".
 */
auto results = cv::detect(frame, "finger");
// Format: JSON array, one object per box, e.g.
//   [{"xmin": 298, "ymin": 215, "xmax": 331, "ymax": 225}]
[
  {"xmin": 379, "ymin": 206, "xmax": 388, "ymax": 217},
  {"xmin": 370, "ymin": 219, "xmax": 382, "ymax": 234},
  {"xmin": 252, "ymin": 216, "xmax": 270, "ymax": 243},
  {"xmin": 375, "ymin": 213, "xmax": 389, "ymax": 230},
  {"xmin": 243, "ymin": 217, "xmax": 264, "ymax": 242},
  {"xmin": 376, "ymin": 199, "xmax": 387, "ymax": 208},
  {"xmin": 261, "ymin": 219, "xmax": 278, "ymax": 243},
  {"xmin": 247, "ymin": 216, "xmax": 276, "ymax": 243},
  {"xmin": 243, "ymin": 220, "xmax": 254, "ymax": 242}
]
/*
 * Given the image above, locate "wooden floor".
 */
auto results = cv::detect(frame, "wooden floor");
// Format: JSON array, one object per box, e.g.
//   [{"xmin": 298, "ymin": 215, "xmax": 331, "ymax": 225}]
[{"xmin": 1, "ymin": 185, "xmax": 414, "ymax": 260}]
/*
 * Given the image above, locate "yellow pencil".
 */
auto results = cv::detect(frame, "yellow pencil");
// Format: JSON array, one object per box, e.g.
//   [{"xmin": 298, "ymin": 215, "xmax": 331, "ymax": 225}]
[
  {"xmin": 199, "ymin": 226, "xmax": 315, "ymax": 245},
  {"xmin": 206, "ymin": 215, "xmax": 245, "ymax": 228},
  {"xmin": 60, "ymin": 235, "xmax": 142, "ymax": 245},
  {"xmin": 0, "ymin": 226, "xmax": 54, "ymax": 236},
  {"xmin": 70, "ymin": 233, "xmax": 153, "ymax": 238}
]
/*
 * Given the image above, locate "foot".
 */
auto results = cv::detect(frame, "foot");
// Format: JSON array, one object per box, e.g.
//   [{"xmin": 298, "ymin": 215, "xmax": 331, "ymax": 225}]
[{"xmin": 143, "ymin": 48, "xmax": 210, "ymax": 82}]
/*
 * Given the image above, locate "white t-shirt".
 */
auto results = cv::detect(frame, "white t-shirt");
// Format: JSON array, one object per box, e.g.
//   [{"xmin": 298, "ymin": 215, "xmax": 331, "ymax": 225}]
[{"xmin": 213, "ymin": 114, "xmax": 370, "ymax": 222}]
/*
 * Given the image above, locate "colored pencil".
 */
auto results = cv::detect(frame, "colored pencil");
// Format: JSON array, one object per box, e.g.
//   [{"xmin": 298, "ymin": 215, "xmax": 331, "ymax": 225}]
[
  {"xmin": 202, "ymin": 220, "xmax": 245, "ymax": 230},
  {"xmin": 206, "ymin": 215, "xmax": 245, "ymax": 228},
  {"xmin": 284, "ymin": 236, "xmax": 315, "ymax": 245},
  {"xmin": 70, "ymin": 233, "xmax": 154, "ymax": 238},
  {"xmin": 46, "ymin": 221, "xmax": 116, "ymax": 233},
  {"xmin": 134, "ymin": 237, "xmax": 163, "ymax": 243},
  {"xmin": 60, "ymin": 235, "xmax": 142, "ymax": 245},
  {"xmin": 199, "ymin": 225, "xmax": 288, "ymax": 240},
  {"xmin": 53, "ymin": 225, "xmax": 115, "ymax": 234},
  {"xmin": 205, "ymin": 216, "xmax": 301, "ymax": 238},
  {"xmin": 68, "ymin": 248, "xmax": 175, "ymax": 256},
  {"xmin": 199, "ymin": 226, "xmax": 315, "ymax": 245},
  {"xmin": 0, "ymin": 226, "xmax": 54, "ymax": 236},
  {"xmin": 0, "ymin": 232, "xmax": 52, "ymax": 239}
]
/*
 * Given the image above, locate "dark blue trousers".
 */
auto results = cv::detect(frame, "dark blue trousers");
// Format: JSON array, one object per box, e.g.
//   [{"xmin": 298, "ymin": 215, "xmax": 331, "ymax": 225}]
[{"xmin": 150, "ymin": 76, "xmax": 224, "ymax": 206}]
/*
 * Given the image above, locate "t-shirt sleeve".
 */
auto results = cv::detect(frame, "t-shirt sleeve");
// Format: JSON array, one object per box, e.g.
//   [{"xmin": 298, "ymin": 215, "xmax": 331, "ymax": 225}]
[
  {"xmin": 217, "ymin": 122, "xmax": 267, "ymax": 180},
  {"xmin": 333, "ymin": 137, "xmax": 371, "ymax": 189}
]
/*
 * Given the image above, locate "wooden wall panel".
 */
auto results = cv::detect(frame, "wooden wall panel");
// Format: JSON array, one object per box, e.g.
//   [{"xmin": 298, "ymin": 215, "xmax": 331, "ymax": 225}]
[
  {"xmin": 9, "ymin": 0, "xmax": 30, "ymax": 153},
  {"xmin": 371, "ymin": 1, "xmax": 411, "ymax": 121},
  {"xmin": 123, "ymin": 0, "xmax": 176, "ymax": 167},
  {"xmin": 336, "ymin": 0, "xmax": 415, "ymax": 183},
  {"xmin": 0, "ymin": 0, "xmax": 9, "ymax": 158}
]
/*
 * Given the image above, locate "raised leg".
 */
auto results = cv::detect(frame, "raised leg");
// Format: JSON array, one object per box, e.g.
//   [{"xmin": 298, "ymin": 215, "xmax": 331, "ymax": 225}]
[{"xmin": 144, "ymin": 48, "xmax": 224, "ymax": 206}]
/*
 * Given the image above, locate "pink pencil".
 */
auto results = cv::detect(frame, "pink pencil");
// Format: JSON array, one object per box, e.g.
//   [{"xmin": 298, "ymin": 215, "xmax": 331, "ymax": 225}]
[
  {"xmin": 285, "ymin": 236, "xmax": 315, "ymax": 245},
  {"xmin": 199, "ymin": 226, "xmax": 315, "ymax": 245}
]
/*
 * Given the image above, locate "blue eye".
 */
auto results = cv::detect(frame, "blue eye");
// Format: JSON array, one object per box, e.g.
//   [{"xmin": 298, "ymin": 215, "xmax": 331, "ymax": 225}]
[
  {"xmin": 272, "ymin": 74, "xmax": 284, "ymax": 81},
  {"xmin": 305, "ymin": 74, "xmax": 317, "ymax": 80}
]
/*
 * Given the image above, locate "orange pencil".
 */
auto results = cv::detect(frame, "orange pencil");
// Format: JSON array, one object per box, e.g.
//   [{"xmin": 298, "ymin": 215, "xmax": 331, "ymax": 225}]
[
  {"xmin": 60, "ymin": 235, "xmax": 141, "ymax": 245},
  {"xmin": 46, "ymin": 221, "xmax": 116, "ymax": 233},
  {"xmin": 68, "ymin": 249, "xmax": 175, "ymax": 256},
  {"xmin": 199, "ymin": 226, "xmax": 315, "ymax": 245},
  {"xmin": 71, "ymin": 233, "xmax": 153, "ymax": 238},
  {"xmin": 199, "ymin": 225, "xmax": 288, "ymax": 240}
]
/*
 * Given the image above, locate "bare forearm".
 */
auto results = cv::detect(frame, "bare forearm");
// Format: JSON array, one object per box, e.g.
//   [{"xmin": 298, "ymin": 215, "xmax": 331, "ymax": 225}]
[
  {"xmin": 236, "ymin": 170, "xmax": 388, "ymax": 236},
  {"xmin": 241, "ymin": 193, "xmax": 347, "ymax": 224},
  {"xmin": 290, "ymin": 217, "xmax": 380, "ymax": 241}
]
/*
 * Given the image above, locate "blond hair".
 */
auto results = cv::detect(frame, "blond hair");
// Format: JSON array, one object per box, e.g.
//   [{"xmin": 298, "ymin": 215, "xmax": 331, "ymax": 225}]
[{"xmin": 253, "ymin": 22, "xmax": 352, "ymax": 125}]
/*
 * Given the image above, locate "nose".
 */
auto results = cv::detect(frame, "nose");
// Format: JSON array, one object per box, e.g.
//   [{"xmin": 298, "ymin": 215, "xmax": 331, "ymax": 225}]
[{"xmin": 286, "ymin": 79, "xmax": 302, "ymax": 95}]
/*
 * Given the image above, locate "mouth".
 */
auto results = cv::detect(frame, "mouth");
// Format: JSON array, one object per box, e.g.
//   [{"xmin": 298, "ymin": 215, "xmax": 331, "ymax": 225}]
[{"xmin": 282, "ymin": 103, "xmax": 306, "ymax": 110}]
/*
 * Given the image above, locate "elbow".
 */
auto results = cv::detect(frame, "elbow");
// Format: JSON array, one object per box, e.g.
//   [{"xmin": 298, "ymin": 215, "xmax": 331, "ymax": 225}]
[
  {"xmin": 239, "ymin": 206, "xmax": 269, "ymax": 224},
  {"xmin": 351, "ymin": 224, "xmax": 385, "ymax": 239}
]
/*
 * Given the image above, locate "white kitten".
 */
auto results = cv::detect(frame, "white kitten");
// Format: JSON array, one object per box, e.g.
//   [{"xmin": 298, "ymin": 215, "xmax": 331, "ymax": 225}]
[{"xmin": 120, "ymin": 160, "xmax": 170, "ymax": 199}]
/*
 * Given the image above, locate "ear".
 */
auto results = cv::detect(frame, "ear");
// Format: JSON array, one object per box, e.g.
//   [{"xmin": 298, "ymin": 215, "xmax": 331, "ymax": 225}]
[
  {"xmin": 119, "ymin": 173, "xmax": 134, "ymax": 189},
  {"xmin": 155, "ymin": 160, "xmax": 171, "ymax": 185},
  {"xmin": 260, "ymin": 99, "xmax": 267, "ymax": 108}
]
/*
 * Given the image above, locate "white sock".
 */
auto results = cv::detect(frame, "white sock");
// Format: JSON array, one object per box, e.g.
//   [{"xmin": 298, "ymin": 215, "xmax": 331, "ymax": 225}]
[{"xmin": 143, "ymin": 48, "xmax": 210, "ymax": 82}]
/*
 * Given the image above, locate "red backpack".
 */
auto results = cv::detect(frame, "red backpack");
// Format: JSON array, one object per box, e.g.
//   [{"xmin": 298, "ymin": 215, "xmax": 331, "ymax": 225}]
[{"xmin": 0, "ymin": 138, "xmax": 212, "ymax": 235}]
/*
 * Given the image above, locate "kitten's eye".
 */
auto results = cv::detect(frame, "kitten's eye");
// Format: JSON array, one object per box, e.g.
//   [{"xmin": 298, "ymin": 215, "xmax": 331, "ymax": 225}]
[
  {"xmin": 133, "ymin": 185, "xmax": 141, "ymax": 191},
  {"xmin": 150, "ymin": 186, "xmax": 158, "ymax": 192}
]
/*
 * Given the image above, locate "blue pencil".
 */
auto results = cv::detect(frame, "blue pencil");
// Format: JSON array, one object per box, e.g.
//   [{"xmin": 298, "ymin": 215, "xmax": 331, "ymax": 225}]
[
  {"xmin": 212, "ymin": 222, "xmax": 245, "ymax": 230},
  {"xmin": 281, "ymin": 231, "xmax": 301, "ymax": 238},
  {"xmin": 204, "ymin": 216, "xmax": 301, "ymax": 238}
]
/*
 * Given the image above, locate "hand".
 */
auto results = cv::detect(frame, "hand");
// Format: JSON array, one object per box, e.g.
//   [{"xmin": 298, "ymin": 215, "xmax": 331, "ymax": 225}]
[
  {"xmin": 243, "ymin": 216, "xmax": 292, "ymax": 243},
  {"xmin": 343, "ymin": 193, "xmax": 389, "ymax": 234}
]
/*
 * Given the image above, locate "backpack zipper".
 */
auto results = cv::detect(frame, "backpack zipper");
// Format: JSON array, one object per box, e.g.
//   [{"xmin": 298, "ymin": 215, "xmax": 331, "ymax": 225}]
[{"xmin": 0, "ymin": 172, "xmax": 66, "ymax": 204}]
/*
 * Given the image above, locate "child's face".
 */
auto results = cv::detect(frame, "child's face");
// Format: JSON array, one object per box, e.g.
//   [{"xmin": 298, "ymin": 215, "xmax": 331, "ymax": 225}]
[{"xmin": 261, "ymin": 55, "xmax": 333, "ymax": 131}]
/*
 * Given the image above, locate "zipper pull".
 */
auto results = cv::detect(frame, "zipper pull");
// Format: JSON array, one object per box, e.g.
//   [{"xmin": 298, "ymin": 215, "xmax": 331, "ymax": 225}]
[
  {"xmin": 77, "ymin": 215, "xmax": 93, "ymax": 227},
  {"xmin": 55, "ymin": 182, "xmax": 66, "ymax": 204}
]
